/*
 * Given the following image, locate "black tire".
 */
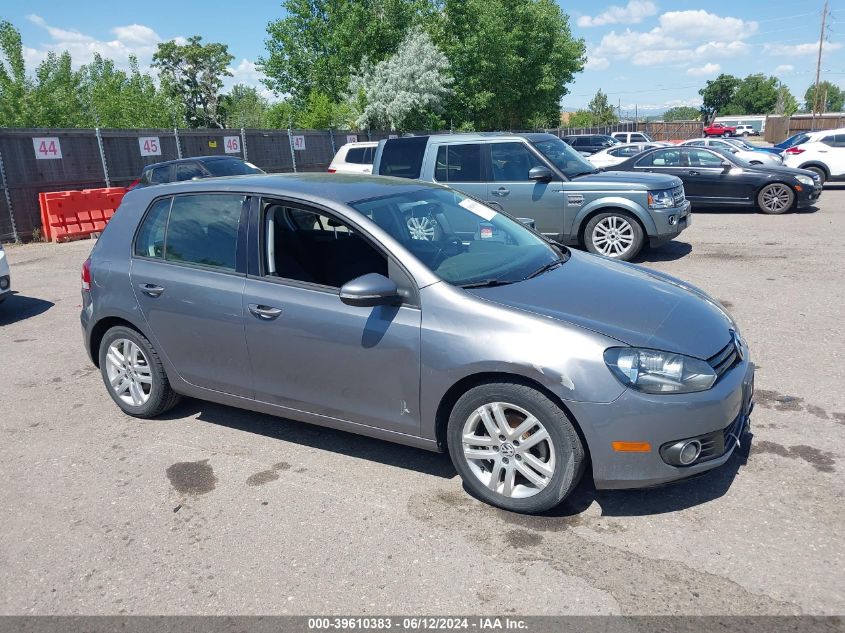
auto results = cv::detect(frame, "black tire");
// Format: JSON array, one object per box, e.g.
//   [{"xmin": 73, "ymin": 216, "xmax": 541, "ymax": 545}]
[
  {"xmin": 722, "ymin": 132, "xmax": 730, "ymax": 138},
  {"xmin": 446, "ymin": 380, "xmax": 585, "ymax": 514},
  {"xmin": 757, "ymin": 183, "xmax": 795, "ymax": 215},
  {"xmin": 804, "ymin": 166, "xmax": 827, "ymax": 185},
  {"xmin": 98, "ymin": 325, "xmax": 180, "ymax": 418},
  {"xmin": 583, "ymin": 211, "xmax": 645, "ymax": 261}
]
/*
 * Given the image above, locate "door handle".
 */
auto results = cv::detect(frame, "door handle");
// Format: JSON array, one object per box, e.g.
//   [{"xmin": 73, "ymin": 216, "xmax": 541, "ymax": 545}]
[
  {"xmin": 688, "ymin": 170, "xmax": 700, "ymax": 175},
  {"xmin": 248, "ymin": 304, "xmax": 282, "ymax": 320},
  {"xmin": 491, "ymin": 187, "xmax": 510, "ymax": 197},
  {"xmin": 138, "ymin": 283, "xmax": 164, "ymax": 297}
]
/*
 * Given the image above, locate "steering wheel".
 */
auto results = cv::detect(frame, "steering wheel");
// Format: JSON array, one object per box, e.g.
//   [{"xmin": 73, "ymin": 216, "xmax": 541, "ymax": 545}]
[{"xmin": 431, "ymin": 236, "xmax": 465, "ymax": 269}]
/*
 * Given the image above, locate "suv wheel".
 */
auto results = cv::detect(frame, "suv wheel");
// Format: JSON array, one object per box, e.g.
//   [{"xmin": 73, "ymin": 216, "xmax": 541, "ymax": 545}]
[
  {"xmin": 447, "ymin": 381, "xmax": 584, "ymax": 514},
  {"xmin": 584, "ymin": 211, "xmax": 644, "ymax": 261},
  {"xmin": 99, "ymin": 326, "xmax": 180, "ymax": 418},
  {"xmin": 804, "ymin": 166, "xmax": 827, "ymax": 185},
  {"xmin": 757, "ymin": 183, "xmax": 795, "ymax": 215}
]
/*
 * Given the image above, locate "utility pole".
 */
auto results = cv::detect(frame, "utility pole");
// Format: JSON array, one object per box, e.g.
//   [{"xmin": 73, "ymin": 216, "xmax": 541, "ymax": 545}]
[{"xmin": 811, "ymin": 0, "xmax": 829, "ymax": 127}]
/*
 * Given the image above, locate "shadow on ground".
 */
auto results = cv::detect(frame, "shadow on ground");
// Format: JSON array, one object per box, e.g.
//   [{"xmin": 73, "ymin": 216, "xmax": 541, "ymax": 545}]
[
  {"xmin": 0, "ymin": 293, "xmax": 54, "ymax": 326},
  {"xmin": 633, "ymin": 240, "xmax": 692, "ymax": 263}
]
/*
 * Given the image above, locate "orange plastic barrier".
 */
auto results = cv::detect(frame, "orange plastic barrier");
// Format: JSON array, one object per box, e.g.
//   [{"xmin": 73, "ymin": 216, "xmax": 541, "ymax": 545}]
[{"xmin": 38, "ymin": 187, "xmax": 126, "ymax": 243}]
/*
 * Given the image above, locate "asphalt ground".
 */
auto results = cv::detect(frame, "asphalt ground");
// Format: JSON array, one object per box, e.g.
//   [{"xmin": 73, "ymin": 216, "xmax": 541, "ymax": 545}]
[{"xmin": 1, "ymin": 185, "xmax": 843, "ymax": 616}]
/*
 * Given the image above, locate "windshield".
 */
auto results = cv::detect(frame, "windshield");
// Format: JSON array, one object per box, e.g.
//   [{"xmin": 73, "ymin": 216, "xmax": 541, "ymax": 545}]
[
  {"xmin": 711, "ymin": 147, "xmax": 752, "ymax": 168},
  {"xmin": 530, "ymin": 137, "xmax": 597, "ymax": 178},
  {"xmin": 726, "ymin": 139, "xmax": 755, "ymax": 151},
  {"xmin": 779, "ymin": 133, "xmax": 810, "ymax": 148},
  {"xmin": 204, "ymin": 159, "xmax": 264, "ymax": 177},
  {"xmin": 348, "ymin": 187, "xmax": 566, "ymax": 287}
]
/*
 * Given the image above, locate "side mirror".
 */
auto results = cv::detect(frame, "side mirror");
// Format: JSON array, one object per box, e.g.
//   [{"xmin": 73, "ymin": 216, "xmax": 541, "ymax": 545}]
[
  {"xmin": 528, "ymin": 166, "xmax": 553, "ymax": 182},
  {"xmin": 339, "ymin": 273, "xmax": 400, "ymax": 307},
  {"xmin": 720, "ymin": 161, "xmax": 732, "ymax": 171}
]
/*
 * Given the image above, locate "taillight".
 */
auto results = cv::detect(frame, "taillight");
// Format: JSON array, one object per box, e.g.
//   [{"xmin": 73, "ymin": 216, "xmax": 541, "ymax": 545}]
[
  {"xmin": 127, "ymin": 178, "xmax": 141, "ymax": 190},
  {"xmin": 82, "ymin": 257, "xmax": 91, "ymax": 291},
  {"xmin": 327, "ymin": 167, "xmax": 336, "ymax": 173},
  {"xmin": 785, "ymin": 147, "xmax": 805, "ymax": 155}
]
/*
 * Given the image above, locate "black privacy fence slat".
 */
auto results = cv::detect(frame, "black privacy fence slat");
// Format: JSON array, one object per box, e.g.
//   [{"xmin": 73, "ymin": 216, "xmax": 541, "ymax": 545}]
[{"xmin": 0, "ymin": 127, "xmax": 391, "ymax": 241}]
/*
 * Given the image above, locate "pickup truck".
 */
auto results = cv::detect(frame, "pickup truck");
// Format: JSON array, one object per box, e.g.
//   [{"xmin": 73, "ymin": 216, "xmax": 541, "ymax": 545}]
[
  {"xmin": 703, "ymin": 123, "xmax": 736, "ymax": 137},
  {"xmin": 372, "ymin": 133, "xmax": 690, "ymax": 261}
]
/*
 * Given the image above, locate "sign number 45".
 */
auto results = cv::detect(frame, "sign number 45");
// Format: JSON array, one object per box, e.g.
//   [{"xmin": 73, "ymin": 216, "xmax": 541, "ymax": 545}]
[{"xmin": 33, "ymin": 137, "xmax": 62, "ymax": 160}]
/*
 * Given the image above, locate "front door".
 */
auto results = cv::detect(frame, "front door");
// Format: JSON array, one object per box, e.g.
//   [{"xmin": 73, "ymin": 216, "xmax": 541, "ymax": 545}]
[
  {"xmin": 242, "ymin": 201, "xmax": 422, "ymax": 435},
  {"xmin": 130, "ymin": 193, "xmax": 253, "ymax": 397},
  {"xmin": 485, "ymin": 141, "xmax": 565, "ymax": 237}
]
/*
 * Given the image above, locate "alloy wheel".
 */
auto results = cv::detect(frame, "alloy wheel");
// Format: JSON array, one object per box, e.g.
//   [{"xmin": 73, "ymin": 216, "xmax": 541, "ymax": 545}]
[
  {"xmin": 407, "ymin": 214, "xmax": 437, "ymax": 241},
  {"xmin": 591, "ymin": 215, "xmax": 635, "ymax": 257},
  {"xmin": 105, "ymin": 338, "xmax": 153, "ymax": 406},
  {"xmin": 461, "ymin": 402, "xmax": 556, "ymax": 499},
  {"xmin": 760, "ymin": 184, "xmax": 793, "ymax": 213}
]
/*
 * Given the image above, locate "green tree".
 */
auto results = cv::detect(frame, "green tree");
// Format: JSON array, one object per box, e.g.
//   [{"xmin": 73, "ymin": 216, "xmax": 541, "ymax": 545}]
[
  {"xmin": 221, "ymin": 84, "xmax": 270, "ymax": 128},
  {"xmin": 699, "ymin": 73, "xmax": 740, "ymax": 120},
  {"xmin": 662, "ymin": 106, "xmax": 700, "ymax": 121},
  {"xmin": 566, "ymin": 109, "xmax": 594, "ymax": 128},
  {"xmin": 731, "ymin": 73, "xmax": 778, "ymax": 114},
  {"xmin": 153, "ymin": 36, "xmax": 234, "ymax": 128},
  {"xmin": 347, "ymin": 29, "xmax": 451, "ymax": 131},
  {"xmin": 265, "ymin": 100, "xmax": 296, "ymax": 128},
  {"xmin": 433, "ymin": 0, "xmax": 585, "ymax": 129},
  {"xmin": 586, "ymin": 89, "xmax": 617, "ymax": 125},
  {"xmin": 260, "ymin": 0, "xmax": 432, "ymax": 106},
  {"xmin": 804, "ymin": 81, "xmax": 845, "ymax": 113},
  {"xmin": 295, "ymin": 89, "xmax": 353, "ymax": 128},
  {"xmin": 775, "ymin": 84, "xmax": 799, "ymax": 116},
  {"xmin": 28, "ymin": 51, "xmax": 87, "ymax": 127},
  {"xmin": 0, "ymin": 20, "xmax": 29, "ymax": 127}
]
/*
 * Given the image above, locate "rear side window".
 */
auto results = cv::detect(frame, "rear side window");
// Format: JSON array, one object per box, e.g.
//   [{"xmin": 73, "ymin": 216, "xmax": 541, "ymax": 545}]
[
  {"xmin": 176, "ymin": 162, "xmax": 205, "ymax": 181},
  {"xmin": 434, "ymin": 144, "xmax": 483, "ymax": 182},
  {"xmin": 345, "ymin": 147, "xmax": 374, "ymax": 164},
  {"xmin": 821, "ymin": 134, "xmax": 845, "ymax": 147},
  {"xmin": 134, "ymin": 198, "xmax": 171, "ymax": 258},
  {"xmin": 377, "ymin": 137, "xmax": 428, "ymax": 178},
  {"xmin": 630, "ymin": 134, "xmax": 647, "ymax": 142},
  {"xmin": 165, "ymin": 194, "xmax": 244, "ymax": 270},
  {"xmin": 203, "ymin": 159, "xmax": 263, "ymax": 177},
  {"xmin": 148, "ymin": 165, "xmax": 171, "ymax": 184}
]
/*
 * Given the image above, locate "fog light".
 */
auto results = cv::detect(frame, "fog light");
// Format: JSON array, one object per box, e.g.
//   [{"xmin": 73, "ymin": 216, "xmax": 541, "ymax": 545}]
[
  {"xmin": 679, "ymin": 440, "xmax": 701, "ymax": 465},
  {"xmin": 0, "ymin": 277, "xmax": 8, "ymax": 290},
  {"xmin": 668, "ymin": 215, "xmax": 677, "ymax": 225}
]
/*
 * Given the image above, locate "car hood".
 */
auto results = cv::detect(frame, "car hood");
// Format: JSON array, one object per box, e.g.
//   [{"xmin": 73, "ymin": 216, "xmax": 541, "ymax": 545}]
[
  {"xmin": 743, "ymin": 163, "xmax": 816, "ymax": 179},
  {"xmin": 575, "ymin": 170, "xmax": 682, "ymax": 190},
  {"xmin": 466, "ymin": 251, "xmax": 734, "ymax": 359}
]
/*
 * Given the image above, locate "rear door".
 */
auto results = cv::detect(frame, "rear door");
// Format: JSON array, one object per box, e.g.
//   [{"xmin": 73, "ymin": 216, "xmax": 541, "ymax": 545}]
[
  {"xmin": 819, "ymin": 134, "xmax": 845, "ymax": 176},
  {"xmin": 130, "ymin": 193, "xmax": 252, "ymax": 396},
  {"xmin": 431, "ymin": 142, "xmax": 488, "ymax": 202},
  {"xmin": 485, "ymin": 140, "xmax": 565, "ymax": 236}
]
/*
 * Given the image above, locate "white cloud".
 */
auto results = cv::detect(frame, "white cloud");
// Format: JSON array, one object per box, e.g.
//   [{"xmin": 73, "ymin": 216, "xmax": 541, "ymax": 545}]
[
  {"xmin": 774, "ymin": 64, "xmax": 794, "ymax": 74},
  {"xmin": 226, "ymin": 58, "xmax": 274, "ymax": 100},
  {"xmin": 577, "ymin": 1, "xmax": 657, "ymax": 28},
  {"xmin": 764, "ymin": 41, "xmax": 843, "ymax": 56},
  {"xmin": 595, "ymin": 10, "xmax": 756, "ymax": 69},
  {"xmin": 687, "ymin": 63, "xmax": 720, "ymax": 76},
  {"xmin": 585, "ymin": 56, "xmax": 610, "ymax": 70}
]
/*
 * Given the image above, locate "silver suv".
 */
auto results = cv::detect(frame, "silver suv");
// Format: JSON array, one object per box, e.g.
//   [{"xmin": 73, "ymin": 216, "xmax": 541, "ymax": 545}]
[
  {"xmin": 81, "ymin": 173, "xmax": 753, "ymax": 514},
  {"xmin": 372, "ymin": 133, "xmax": 690, "ymax": 261}
]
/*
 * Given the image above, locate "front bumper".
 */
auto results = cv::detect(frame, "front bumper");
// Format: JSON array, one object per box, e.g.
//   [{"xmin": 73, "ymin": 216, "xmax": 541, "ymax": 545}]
[
  {"xmin": 797, "ymin": 184, "xmax": 822, "ymax": 208},
  {"xmin": 567, "ymin": 356, "xmax": 755, "ymax": 490},
  {"xmin": 649, "ymin": 200, "xmax": 691, "ymax": 246}
]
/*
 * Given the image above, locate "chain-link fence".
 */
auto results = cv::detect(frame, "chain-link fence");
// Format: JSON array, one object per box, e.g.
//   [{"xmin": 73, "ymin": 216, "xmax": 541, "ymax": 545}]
[{"xmin": 0, "ymin": 123, "xmax": 708, "ymax": 241}]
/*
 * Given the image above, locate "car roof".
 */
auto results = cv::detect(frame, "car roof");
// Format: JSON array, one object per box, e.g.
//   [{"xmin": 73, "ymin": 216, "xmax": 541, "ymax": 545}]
[
  {"xmin": 341, "ymin": 141, "xmax": 378, "ymax": 148},
  {"xmin": 413, "ymin": 132, "xmax": 561, "ymax": 143},
  {"xmin": 126, "ymin": 172, "xmax": 443, "ymax": 204},
  {"xmin": 142, "ymin": 155, "xmax": 248, "ymax": 170}
]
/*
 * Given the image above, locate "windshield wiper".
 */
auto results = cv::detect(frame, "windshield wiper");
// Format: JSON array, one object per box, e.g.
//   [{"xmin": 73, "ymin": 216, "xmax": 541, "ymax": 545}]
[
  {"xmin": 569, "ymin": 170, "xmax": 597, "ymax": 178},
  {"xmin": 459, "ymin": 279, "xmax": 515, "ymax": 289},
  {"xmin": 525, "ymin": 258, "xmax": 566, "ymax": 280}
]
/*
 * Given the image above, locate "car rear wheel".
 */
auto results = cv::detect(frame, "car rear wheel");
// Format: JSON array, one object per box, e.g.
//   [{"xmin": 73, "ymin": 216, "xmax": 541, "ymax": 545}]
[
  {"xmin": 804, "ymin": 166, "xmax": 827, "ymax": 185},
  {"xmin": 99, "ymin": 326, "xmax": 180, "ymax": 418},
  {"xmin": 722, "ymin": 132, "xmax": 730, "ymax": 138},
  {"xmin": 584, "ymin": 211, "xmax": 644, "ymax": 261},
  {"xmin": 757, "ymin": 183, "xmax": 795, "ymax": 215},
  {"xmin": 447, "ymin": 381, "xmax": 585, "ymax": 514}
]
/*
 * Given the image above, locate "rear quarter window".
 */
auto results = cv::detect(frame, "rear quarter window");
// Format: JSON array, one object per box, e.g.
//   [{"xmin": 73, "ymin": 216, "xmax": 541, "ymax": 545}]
[{"xmin": 377, "ymin": 137, "xmax": 428, "ymax": 178}]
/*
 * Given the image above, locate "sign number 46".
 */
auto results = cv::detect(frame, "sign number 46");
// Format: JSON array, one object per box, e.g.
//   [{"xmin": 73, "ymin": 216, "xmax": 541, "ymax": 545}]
[{"xmin": 33, "ymin": 137, "xmax": 62, "ymax": 160}]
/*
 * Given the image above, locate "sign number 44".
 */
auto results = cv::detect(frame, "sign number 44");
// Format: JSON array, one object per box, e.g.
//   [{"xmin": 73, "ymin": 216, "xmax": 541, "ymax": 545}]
[{"xmin": 33, "ymin": 137, "xmax": 62, "ymax": 160}]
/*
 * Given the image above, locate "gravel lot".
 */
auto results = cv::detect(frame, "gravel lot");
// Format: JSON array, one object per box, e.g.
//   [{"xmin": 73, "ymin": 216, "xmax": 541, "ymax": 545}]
[{"xmin": 1, "ymin": 186, "xmax": 844, "ymax": 616}]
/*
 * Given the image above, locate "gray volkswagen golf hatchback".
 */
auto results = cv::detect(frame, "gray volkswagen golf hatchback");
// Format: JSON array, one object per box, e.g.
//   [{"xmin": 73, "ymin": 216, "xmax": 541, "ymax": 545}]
[{"xmin": 81, "ymin": 173, "xmax": 754, "ymax": 513}]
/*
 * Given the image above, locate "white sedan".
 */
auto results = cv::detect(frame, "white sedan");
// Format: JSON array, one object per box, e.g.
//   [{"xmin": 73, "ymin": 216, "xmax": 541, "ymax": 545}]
[
  {"xmin": 587, "ymin": 142, "xmax": 671, "ymax": 169},
  {"xmin": 0, "ymin": 242, "xmax": 10, "ymax": 303},
  {"xmin": 680, "ymin": 138, "xmax": 782, "ymax": 166}
]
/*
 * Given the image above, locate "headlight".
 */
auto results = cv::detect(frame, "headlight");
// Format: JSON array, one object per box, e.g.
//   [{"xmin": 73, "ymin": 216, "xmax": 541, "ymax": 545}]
[
  {"xmin": 647, "ymin": 189, "xmax": 675, "ymax": 209},
  {"xmin": 795, "ymin": 175, "xmax": 814, "ymax": 187},
  {"xmin": 604, "ymin": 347, "xmax": 717, "ymax": 394}
]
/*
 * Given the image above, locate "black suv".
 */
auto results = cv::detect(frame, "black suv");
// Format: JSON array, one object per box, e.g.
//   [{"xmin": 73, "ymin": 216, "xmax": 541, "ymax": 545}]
[
  {"xmin": 129, "ymin": 156, "xmax": 264, "ymax": 189},
  {"xmin": 561, "ymin": 134, "xmax": 619, "ymax": 155}
]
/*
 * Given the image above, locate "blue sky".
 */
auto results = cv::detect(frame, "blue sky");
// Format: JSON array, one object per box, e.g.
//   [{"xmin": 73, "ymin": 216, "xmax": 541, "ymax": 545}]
[{"xmin": 5, "ymin": 0, "xmax": 845, "ymax": 114}]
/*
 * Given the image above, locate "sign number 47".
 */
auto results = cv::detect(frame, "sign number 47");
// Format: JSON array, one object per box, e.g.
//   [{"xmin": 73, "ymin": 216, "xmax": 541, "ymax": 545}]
[{"xmin": 33, "ymin": 137, "xmax": 62, "ymax": 159}]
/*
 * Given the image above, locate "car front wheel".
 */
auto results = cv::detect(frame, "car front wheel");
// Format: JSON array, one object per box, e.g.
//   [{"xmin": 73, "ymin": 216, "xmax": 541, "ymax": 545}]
[
  {"xmin": 804, "ymin": 166, "xmax": 827, "ymax": 185},
  {"xmin": 99, "ymin": 325, "xmax": 180, "ymax": 417},
  {"xmin": 584, "ymin": 211, "xmax": 644, "ymax": 261},
  {"xmin": 447, "ymin": 381, "xmax": 584, "ymax": 514},
  {"xmin": 757, "ymin": 183, "xmax": 795, "ymax": 215}
]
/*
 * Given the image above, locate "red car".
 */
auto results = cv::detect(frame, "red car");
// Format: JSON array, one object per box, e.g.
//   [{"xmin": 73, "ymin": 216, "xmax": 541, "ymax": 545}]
[{"xmin": 703, "ymin": 123, "xmax": 736, "ymax": 138}]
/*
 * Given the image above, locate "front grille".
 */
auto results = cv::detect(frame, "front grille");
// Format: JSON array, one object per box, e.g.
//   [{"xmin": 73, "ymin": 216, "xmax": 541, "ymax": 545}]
[
  {"xmin": 672, "ymin": 185, "xmax": 685, "ymax": 206},
  {"xmin": 708, "ymin": 340, "xmax": 739, "ymax": 378}
]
